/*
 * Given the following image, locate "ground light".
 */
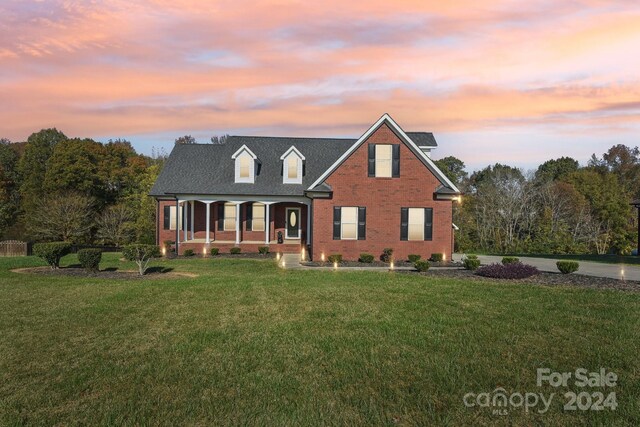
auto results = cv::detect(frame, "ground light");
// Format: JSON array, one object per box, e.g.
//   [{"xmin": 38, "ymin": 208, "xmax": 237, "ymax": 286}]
[
  {"xmin": 203, "ymin": 246, "xmax": 207, "ymax": 257},
  {"xmin": 333, "ymin": 261, "xmax": 338, "ymax": 269},
  {"xmin": 390, "ymin": 260, "xmax": 394, "ymax": 270},
  {"xmin": 621, "ymin": 269, "xmax": 625, "ymax": 281},
  {"xmin": 321, "ymin": 252, "xmax": 325, "ymax": 262},
  {"xmin": 276, "ymin": 253, "xmax": 281, "ymax": 261},
  {"xmin": 301, "ymin": 247, "xmax": 305, "ymax": 261},
  {"xmin": 162, "ymin": 246, "xmax": 166, "ymax": 256},
  {"xmin": 281, "ymin": 259, "xmax": 286, "ymax": 268}
]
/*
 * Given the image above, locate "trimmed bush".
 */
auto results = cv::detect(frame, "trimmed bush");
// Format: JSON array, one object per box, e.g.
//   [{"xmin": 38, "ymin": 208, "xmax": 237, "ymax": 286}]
[
  {"xmin": 380, "ymin": 248, "xmax": 394, "ymax": 262},
  {"xmin": 463, "ymin": 257, "xmax": 481, "ymax": 271},
  {"xmin": 230, "ymin": 247, "xmax": 241, "ymax": 254},
  {"xmin": 429, "ymin": 253, "xmax": 444, "ymax": 262},
  {"xmin": 258, "ymin": 246, "xmax": 269, "ymax": 255},
  {"xmin": 122, "ymin": 244, "xmax": 160, "ymax": 276},
  {"xmin": 359, "ymin": 253, "xmax": 374, "ymax": 263},
  {"xmin": 557, "ymin": 261, "xmax": 579, "ymax": 274},
  {"xmin": 466, "ymin": 254, "xmax": 478, "ymax": 259},
  {"xmin": 163, "ymin": 240, "xmax": 174, "ymax": 247},
  {"xmin": 408, "ymin": 254, "xmax": 422, "ymax": 263},
  {"xmin": 210, "ymin": 247, "xmax": 219, "ymax": 256},
  {"xmin": 183, "ymin": 249, "xmax": 194, "ymax": 257},
  {"xmin": 328, "ymin": 254, "xmax": 343, "ymax": 263},
  {"xmin": 33, "ymin": 242, "xmax": 72, "ymax": 269},
  {"xmin": 414, "ymin": 260, "xmax": 430, "ymax": 272},
  {"xmin": 502, "ymin": 256, "xmax": 520, "ymax": 265},
  {"xmin": 476, "ymin": 262, "xmax": 539, "ymax": 279},
  {"xmin": 77, "ymin": 248, "xmax": 102, "ymax": 272}
]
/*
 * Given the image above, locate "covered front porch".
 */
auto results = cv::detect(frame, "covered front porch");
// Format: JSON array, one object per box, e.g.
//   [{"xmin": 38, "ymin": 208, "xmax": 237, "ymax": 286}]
[{"xmin": 169, "ymin": 196, "xmax": 311, "ymax": 254}]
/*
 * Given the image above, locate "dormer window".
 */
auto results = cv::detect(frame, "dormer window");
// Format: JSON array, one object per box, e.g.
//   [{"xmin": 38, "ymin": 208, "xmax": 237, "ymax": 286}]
[
  {"xmin": 280, "ymin": 146, "xmax": 305, "ymax": 184},
  {"xmin": 232, "ymin": 145, "xmax": 257, "ymax": 183}
]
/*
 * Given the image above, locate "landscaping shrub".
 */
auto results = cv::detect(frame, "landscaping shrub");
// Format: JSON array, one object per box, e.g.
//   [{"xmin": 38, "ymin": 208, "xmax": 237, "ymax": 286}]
[
  {"xmin": 476, "ymin": 262, "xmax": 539, "ymax": 279},
  {"xmin": 557, "ymin": 261, "xmax": 579, "ymax": 274},
  {"xmin": 258, "ymin": 246, "xmax": 269, "ymax": 255},
  {"xmin": 163, "ymin": 240, "xmax": 174, "ymax": 248},
  {"xmin": 359, "ymin": 253, "xmax": 374, "ymax": 263},
  {"xmin": 33, "ymin": 242, "xmax": 72, "ymax": 269},
  {"xmin": 183, "ymin": 249, "xmax": 195, "ymax": 257},
  {"xmin": 230, "ymin": 247, "xmax": 241, "ymax": 254},
  {"xmin": 502, "ymin": 256, "xmax": 520, "ymax": 264},
  {"xmin": 408, "ymin": 254, "xmax": 421, "ymax": 263},
  {"xmin": 380, "ymin": 248, "xmax": 394, "ymax": 262},
  {"xmin": 463, "ymin": 257, "xmax": 481, "ymax": 271},
  {"xmin": 414, "ymin": 260, "xmax": 430, "ymax": 272},
  {"xmin": 430, "ymin": 253, "xmax": 444, "ymax": 262},
  {"xmin": 122, "ymin": 244, "xmax": 160, "ymax": 276},
  {"xmin": 77, "ymin": 248, "xmax": 102, "ymax": 272},
  {"xmin": 328, "ymin": 254, "xmax": 343, "ymax": 263},
  {"xmin": 210, "ymin": 247, "xmax": 219, "ymax": 256}
]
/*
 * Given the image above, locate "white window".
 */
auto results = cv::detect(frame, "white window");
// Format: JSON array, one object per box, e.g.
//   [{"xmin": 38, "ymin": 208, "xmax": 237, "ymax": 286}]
[
  {"xmin": 224, "ymin": 203, "xmax": 236, "ymax": 231},
  {"xmin": 232, "ymin": 145, "xmax": 257, "ymax": 183},
  {"xmin": 408, "ymin": 208, "xmax": 424, "ymax": 241},
  {"xmin": 252, "ymin": 203, "xmax": 265, "ymax": 232},
  {"xmin": 375, "ymin": 144, "xmax": 392, "ymax": 177},
  {"xmin": 281, "ymin": 146, "xmax": 305, "ymax": 184},
  {"xmin": 341, "ymin": 207, "xmax": 358, "ymax": 240}
]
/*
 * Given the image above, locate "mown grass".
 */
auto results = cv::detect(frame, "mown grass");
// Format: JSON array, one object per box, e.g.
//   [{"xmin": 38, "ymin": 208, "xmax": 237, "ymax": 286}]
[{"xmin": 0, "ymin": 253, "xmax": 638, "ymax": 425}]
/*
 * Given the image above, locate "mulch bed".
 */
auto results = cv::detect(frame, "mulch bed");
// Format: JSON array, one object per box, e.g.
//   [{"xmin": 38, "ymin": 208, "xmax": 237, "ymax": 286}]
[
  {"xmin": 11, "ymin": 267, "xmax": 196, "ymax": 280},
  {"xmin": 302, "ymin": 261, "xmax": 462, "ymax": 268},
  {"xmin": 170, "ymin": 253, "xmax": 276, "ymax": 260},
  {"xmin": 398, "ymin": 268, "xmax": 640, "ymax": 292}
]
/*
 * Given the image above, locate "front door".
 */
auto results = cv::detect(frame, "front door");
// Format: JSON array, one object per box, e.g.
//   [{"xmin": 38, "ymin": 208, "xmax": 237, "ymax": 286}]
[{"xmin": 285, "ymin": 208, "xmax": 300, "ymax": 239}]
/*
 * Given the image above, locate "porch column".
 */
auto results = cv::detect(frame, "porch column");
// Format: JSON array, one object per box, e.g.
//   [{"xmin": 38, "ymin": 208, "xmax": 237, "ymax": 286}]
[
  {"xmin": 175, "ymin": 198, "xmax": 180, "ymax": 253},
  {"xmin": 190, "ymin": 200, "xmax": 195, "ymax": 240},
  {"xmin": 205, "ymin": 202, "xmax": 211, "ymax": 244},
  {"xmin": 183, "ymin": 201, "xmax": 188, "ymax": 242},
  {"xmin": 265, "ymin": 204, "xmax": 270, "ymax": 244},
  {"xmin": 235, "ymin": 202, "xmax": 242, "ymax": 245}
]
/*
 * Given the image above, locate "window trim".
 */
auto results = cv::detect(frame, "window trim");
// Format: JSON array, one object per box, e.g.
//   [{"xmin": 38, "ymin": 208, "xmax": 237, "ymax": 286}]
[
  {"xmin": 281, "ymin": 146, "xmax": 305, "ymax": 184},
  {"xmin": 340, "ymin": 206, "xmax": 359, "ymax": 240},
  {"xmin": 232, "ymin": 145, "xmax": 257, "ymax": 183}
]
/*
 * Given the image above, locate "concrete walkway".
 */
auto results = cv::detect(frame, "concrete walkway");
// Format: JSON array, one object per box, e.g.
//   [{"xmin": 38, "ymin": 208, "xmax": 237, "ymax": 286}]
[{"xmin": 453, "ymin": 254, "xmax": 640, "ymax": 281}]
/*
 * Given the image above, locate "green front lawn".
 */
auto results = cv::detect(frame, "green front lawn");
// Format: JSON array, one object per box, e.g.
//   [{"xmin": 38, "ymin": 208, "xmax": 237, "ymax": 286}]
[{"xmin": 0, "ymin": 254, "xmax": 638, "ymax": 425}]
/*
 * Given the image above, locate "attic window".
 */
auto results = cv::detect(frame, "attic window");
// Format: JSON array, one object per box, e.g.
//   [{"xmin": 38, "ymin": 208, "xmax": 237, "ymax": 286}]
[
  {"xmin": 232, "ymin": 145, "xmax": 257, "ymax": 183},
  {"xmin": 280, "ymin": 146, "xmax": 305, "ymax": 184}
]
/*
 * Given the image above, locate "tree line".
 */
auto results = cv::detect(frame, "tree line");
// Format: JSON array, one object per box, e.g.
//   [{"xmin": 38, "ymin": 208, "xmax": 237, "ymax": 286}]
[
  {"xmin": 0, "ymin": 129, "xmax": 166, "ymax": 245},
  {"xmin": 435, "ymin": 144, "xmax": 640, "ymax": 255}
]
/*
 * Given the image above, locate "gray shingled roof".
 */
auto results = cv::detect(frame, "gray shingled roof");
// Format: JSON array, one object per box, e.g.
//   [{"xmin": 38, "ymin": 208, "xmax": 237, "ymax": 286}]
[{"xmin": 150, "ymin": 132, "xmax": 439, "ymax": 197}]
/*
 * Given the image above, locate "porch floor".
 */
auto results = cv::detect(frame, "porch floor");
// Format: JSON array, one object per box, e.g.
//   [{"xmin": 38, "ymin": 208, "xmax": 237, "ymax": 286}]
[{"xmin": 179, "ymin": 239, "xmax": 302, "ymax": 245}]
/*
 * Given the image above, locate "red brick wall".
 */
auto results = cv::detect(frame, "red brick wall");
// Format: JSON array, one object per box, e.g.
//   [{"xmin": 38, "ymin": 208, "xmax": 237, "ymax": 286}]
[{"xmin": 312, "ymin": 123, "xmax": 454, "ymax": 262}]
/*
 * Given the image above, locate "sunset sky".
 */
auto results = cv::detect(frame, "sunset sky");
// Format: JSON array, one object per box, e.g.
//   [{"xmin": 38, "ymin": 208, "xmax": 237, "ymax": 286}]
[{"xmin": 1, "ymin": 0, "xmax": 640, "ymax": 170}]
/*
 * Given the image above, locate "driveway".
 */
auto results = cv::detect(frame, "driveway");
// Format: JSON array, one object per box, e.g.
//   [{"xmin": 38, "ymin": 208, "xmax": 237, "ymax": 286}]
[{"xmin": 453, "ymin": 254, "xmax": 640, "ymax": 282}]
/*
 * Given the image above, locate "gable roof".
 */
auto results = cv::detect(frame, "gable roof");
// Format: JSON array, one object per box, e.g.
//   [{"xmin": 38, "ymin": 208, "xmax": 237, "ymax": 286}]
[
  {"xmin": 150, "ymin": 115, "xmax": 458, "ymax": 198},
  {"xmin": 308, "ymin": 114, "xmax": 460, "ymax": 193},
  {"xmin": 150, "ymin": 136, "xmax": 353, "ymax": 197}
]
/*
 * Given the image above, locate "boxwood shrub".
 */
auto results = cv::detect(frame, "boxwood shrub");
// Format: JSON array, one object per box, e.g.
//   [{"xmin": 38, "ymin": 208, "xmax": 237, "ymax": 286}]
[
  {"xmin": 476, "ymin": 263, "xmax": 539, "ymax": 279},
  {"xmin": 230, "ymin": 247, "xmax": 241, "ymax": 254},
  {"xmin": 557, "ymin": 261, "xmax": 579, "ymax": 274},
  {"xmin": 183, "ymin": 249, "xmax": 195, "ymax": 257},
  {"xmin": 408, "ymin": 254, "xmax": 421, "ymax": 263},
  {"xmin": 502, "ymin": 256, "xmax": 520, "ymax": 264},
  {"xmin": 359, "ymin": 253, "xmax": 374, "ymax": 263},
  {"xmin": 210, "ymin": 247, "xmax": 219, "ymax": 256},
  {"xmin": 328, "ymin": 254, "xmax": 343, "ymax": 263},
  {"xmin": 463, "ymin": 256, "xmax": 481, "ymax": 271},
  {"xmin": 258, "ymin": 246, "xmax": 269, "ymax": 255},
  {"xmin": 77, "ymin": 248, "xmax": 102, "ymax": 272},
  {"xmin": 380, "ymin": 248, "xmax": 394, "ymax": 262},
  {"xmin": 414, "ymin": 260, "xmax": 430, "ymax": 272},
  {"xmin": 430, "ymin": 253, "xmax": 444, "ymax": 262},
  {"xmin": 33, "ymin": 242, "xmax": 72, "ymax": 269}
]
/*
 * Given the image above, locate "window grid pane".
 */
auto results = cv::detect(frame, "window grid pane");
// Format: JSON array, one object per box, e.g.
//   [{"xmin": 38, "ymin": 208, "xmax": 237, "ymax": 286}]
[
  {"xmin": 239, "ymin": 157, "xmax": 250, "ymax": 178},
  {"xmin": 252, "ymin": 203, "xmax": 265, "ymax": 231},
  {"xmin": 375, "ymin": 145, "xmax": 392, "ymax": 177},
  {"xmin": 408, "ymin": 208, "xmax": 424, "ymax": 241},
  {"xmin": 341, "ymin": 207, "xmax": 358, "ymax": 239},
  {"xmin": 224, "ymin": 204, "xmax": 236, "ymax": 231},
  {"xmin": 287, "ymin": 156, "xmax": 298, "ymax": 179}
]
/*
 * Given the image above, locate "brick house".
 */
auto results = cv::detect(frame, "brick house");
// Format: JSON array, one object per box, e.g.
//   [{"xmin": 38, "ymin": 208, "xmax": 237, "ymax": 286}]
[{"xmin": 150, "ymin": 114, "xmax": 461, "ymax": 261}]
